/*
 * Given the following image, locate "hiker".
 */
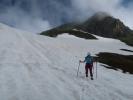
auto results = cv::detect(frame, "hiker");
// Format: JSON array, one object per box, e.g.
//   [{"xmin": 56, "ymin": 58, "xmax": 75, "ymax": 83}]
[{"xmin": 80, "ymin": 52, "xmax": 94, "ymax": 80}]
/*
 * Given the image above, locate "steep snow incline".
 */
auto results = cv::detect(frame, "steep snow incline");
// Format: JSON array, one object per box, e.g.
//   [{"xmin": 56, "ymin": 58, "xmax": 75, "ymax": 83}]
[{"xmin": 0, "ymin": 23, "xmax": 133, "ymax": 100}]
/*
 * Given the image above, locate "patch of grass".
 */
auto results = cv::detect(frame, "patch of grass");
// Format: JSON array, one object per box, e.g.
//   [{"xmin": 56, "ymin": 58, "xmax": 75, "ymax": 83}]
[
  {"xmin": 119, "ymin": 34, "xmax": 133, "ymax": 46},
  {"xmin": 96, "ymin": 52, "xmax": 133, "ymax": 74}
]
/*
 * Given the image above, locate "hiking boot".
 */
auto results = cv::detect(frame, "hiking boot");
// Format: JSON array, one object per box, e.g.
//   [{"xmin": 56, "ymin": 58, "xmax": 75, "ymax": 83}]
[
  {"xmin": 91, "ymin": 77, "xmax": 93, "ymax": 80},
  {"xmin": 86, "ymin": 74, "xmax": 88, "ymax": 77}
]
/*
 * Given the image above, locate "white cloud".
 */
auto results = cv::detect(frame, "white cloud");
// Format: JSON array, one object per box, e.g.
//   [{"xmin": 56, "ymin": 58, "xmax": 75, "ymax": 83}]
[
  {"xmin": 0, "ymin": 5, "xmax": 51, "ymax": 33},
  {"xmin": 0, "ymin": 0, "xmax": 133, "ymax": 32}
]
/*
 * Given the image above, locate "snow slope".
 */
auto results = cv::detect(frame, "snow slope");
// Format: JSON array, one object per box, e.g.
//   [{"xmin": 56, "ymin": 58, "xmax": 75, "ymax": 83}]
[{"xmin": 0, "ymin": 23, "xmax": 133, "ymax": 100}]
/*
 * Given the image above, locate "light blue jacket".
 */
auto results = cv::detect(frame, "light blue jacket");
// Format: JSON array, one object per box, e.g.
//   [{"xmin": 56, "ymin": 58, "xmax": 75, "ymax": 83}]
[{"xmin": 84, "ymin": 55, "xmax": 93, "ymax": 64}]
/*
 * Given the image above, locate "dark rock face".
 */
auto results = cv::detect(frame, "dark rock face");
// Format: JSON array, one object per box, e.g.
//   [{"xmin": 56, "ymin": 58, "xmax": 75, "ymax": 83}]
[
  {"xmin": 96, "ymin": 52, "xmax": 133, "ymax": 74},
  {"xmin": 79, "ymin": 13, "xmax": 133, "ymax": 38}
]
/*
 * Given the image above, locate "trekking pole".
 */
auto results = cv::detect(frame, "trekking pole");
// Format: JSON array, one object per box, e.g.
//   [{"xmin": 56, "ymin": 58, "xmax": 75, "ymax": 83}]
[
  {"xmin": 93, "ymin": 64, "xmax": 94, "ymax": 76},
  {"xmin": 96, "ymin": 60, "xmax": 98, "ymax": 79},
  {"xmin": 77, "ymin": 61, "xmax": 80, "ymax": 77}
]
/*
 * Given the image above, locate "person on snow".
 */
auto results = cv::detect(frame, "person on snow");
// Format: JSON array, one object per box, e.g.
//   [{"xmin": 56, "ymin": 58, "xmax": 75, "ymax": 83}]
[{"xmin": 80, "ymin": 52, "xmax": 94, "ymax": 80}]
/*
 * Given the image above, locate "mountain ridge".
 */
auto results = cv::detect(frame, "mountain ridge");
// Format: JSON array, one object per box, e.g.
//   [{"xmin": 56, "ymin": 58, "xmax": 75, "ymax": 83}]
[
  {"xmin": 78, "ymin": 12, "xmax": 133, "ymax": 38},
  {"xmin": 40, "ymin": 12, "xmax": 133, "ymax": 46}
]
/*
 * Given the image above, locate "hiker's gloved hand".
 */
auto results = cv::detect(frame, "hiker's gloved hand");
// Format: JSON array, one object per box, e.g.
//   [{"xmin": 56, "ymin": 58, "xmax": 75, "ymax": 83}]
[{"xmin": 79, "ymin": 60, "xmax": 83, "ymax": 63}]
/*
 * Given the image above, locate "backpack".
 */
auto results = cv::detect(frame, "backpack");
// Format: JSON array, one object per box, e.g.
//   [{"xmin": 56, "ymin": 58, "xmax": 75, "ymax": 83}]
[{"xmin": 85, "ymin": 55, "xmax": 93, "ymax": 64}]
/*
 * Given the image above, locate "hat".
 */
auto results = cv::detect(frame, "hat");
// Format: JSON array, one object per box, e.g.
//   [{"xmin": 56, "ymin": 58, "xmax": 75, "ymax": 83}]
[{"xmin": 87, "ymin": 52, "xmax": 91, "ymax": 56}]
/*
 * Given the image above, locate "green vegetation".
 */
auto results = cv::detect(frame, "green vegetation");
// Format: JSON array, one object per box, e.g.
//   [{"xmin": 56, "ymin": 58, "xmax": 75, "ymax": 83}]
[
  {"xmin": 40, "ymin": 27, "xmax": 97, "ymax": 39},
  {"xmin": 96, "ymin": 52, "xmax": 133, "ymax": 74},
  {"xmin": 119, "ymin": 34, "xmax": 133, "ymax": 46}
]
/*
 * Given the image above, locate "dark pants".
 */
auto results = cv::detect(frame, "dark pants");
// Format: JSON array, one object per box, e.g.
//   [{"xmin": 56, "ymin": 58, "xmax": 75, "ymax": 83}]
[{"xmin": 85, "ymin": 64, "xmax": 93, "ymax": 77}]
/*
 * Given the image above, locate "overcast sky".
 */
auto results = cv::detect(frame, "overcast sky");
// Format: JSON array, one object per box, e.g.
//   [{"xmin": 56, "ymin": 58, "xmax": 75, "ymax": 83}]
[{"xmin": 0, "ymin": 0, "xmax": 133, "ymax": 33}]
